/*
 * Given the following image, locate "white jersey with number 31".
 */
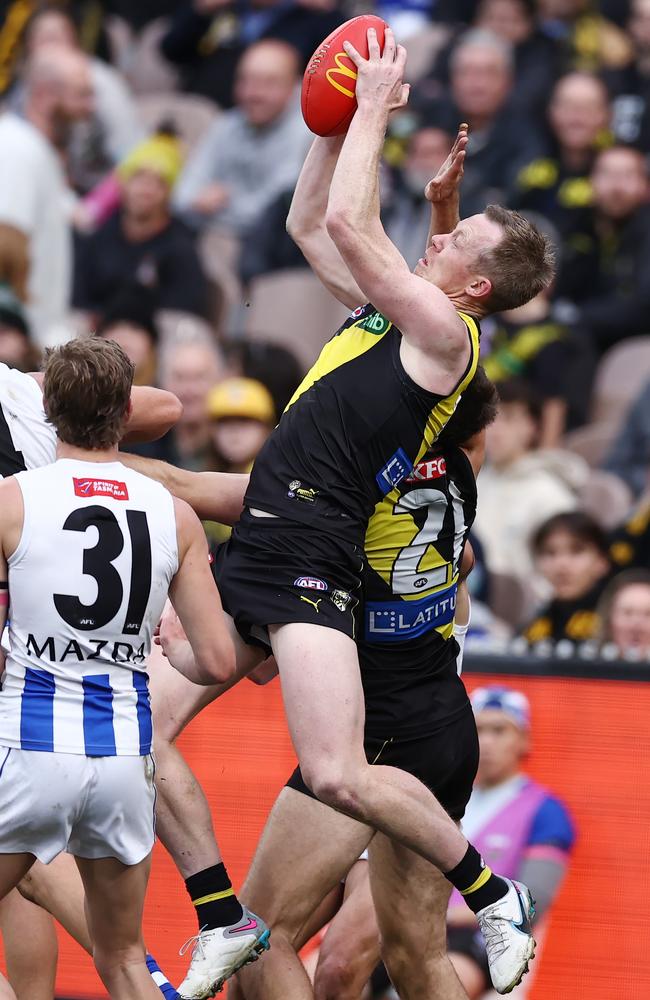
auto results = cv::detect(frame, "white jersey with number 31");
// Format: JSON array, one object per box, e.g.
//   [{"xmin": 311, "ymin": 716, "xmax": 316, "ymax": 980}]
[{"xmin": 0, "ymin": 459, "xmax": 178, "ymax": 756}]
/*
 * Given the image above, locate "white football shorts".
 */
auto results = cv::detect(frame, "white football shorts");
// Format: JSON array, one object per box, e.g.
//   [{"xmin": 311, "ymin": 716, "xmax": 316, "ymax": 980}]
[{"xmin": 0, "ymin": 747, "xmax": 156, "ymax": 866}]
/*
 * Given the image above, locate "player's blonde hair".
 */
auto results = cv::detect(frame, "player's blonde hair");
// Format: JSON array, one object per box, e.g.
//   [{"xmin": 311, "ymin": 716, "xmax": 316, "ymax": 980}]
[
  {"xmin": 43, "ymin": 338, "xmax": 134, "ymax": 449},
  {"xmin": 479, "ymin": 205, "xmax": 556, "ymax": 314}
]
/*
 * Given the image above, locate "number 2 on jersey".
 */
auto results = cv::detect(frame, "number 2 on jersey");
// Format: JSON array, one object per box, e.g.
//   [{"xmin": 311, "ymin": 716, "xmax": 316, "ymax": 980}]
[
  {"xmin": 390, "ymin": 485, "xmax": 467, "ymax": 598},
  {"xmin": 54, "ymin": 505, "xmax": 152, "ymax": 634}
]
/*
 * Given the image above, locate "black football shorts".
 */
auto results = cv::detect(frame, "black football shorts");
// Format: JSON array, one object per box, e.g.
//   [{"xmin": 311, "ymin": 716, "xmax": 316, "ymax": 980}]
[{"xmin": 213, "ymin": 510, "xmax": 364, "ymax": 650}]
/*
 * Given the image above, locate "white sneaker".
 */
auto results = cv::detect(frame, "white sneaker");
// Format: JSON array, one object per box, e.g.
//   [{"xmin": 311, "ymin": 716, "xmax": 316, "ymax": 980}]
[
  {"xmin": 476, "ymin": 879, "xmax": 536, "ymax": 995},
  {"xmin": 177, "ymin": 908, "xmax": 270, "ymax": 998}
]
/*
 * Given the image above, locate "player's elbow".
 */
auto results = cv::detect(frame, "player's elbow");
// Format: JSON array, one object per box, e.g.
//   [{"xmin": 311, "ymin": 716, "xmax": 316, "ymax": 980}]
[
  {"xmin": 325, "ymin": 208, "xmax": 354, "ymax": 245},
  {"xmin": 195, "ymin": 635, "xmax": 236, "ymax": 685},
  {"xmin": 159, "ymin": 390, "xmax": 183, "ymax": 433}
]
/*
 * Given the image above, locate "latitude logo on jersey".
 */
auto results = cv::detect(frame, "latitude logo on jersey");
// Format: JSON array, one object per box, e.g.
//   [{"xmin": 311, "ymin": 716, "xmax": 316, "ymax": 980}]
[
  {"xmin": 375, "ymin": 448, "xmax": 413, "ymax": 496},
  {"xmin": 294, "ymin": 576, "xmax": 328, "ymax": 591},
  {"xmin": 73, "ymin": 478, "xmax": 129, "ymax": 500},
  {"xmin": 405, "ymin": 456, "xmax": 447, "ymax": 482}
]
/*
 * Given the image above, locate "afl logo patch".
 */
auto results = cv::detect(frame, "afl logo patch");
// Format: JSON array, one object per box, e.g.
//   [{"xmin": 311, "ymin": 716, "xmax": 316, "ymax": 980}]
[{"xmin": 294, "ymin": 577, "xmax": 328, "ymax": 591}]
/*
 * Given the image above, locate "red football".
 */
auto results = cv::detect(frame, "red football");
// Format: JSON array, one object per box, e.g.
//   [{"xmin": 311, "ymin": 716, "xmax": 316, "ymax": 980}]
[{"xmin": 301, "ymin": 15, "xmax": 388, "ymax": 138}]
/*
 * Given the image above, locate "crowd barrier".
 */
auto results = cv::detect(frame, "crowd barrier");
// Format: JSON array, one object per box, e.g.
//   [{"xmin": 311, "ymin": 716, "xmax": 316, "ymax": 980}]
[{"xmin": 2, "ymin": 653, "xmax": 649, "ymax": 998}]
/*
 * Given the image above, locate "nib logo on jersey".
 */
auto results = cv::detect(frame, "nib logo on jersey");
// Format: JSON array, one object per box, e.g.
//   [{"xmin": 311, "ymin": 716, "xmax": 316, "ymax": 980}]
[{"xmin": 73, "ymin": 477, "xmax": 129, "ymax": 500}]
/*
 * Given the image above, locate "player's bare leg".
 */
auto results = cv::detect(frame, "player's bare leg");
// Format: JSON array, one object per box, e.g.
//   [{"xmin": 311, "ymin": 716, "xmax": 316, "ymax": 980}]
[
  {"xmin": 75, "ymin": 854, "xmax": 161, "ymax": 1000},
  {"xmin": 313, "ymin": 860, "xmax": 379, "ymax": 1000},
  {"xmin": 18, "ymin": 854, "xmax": 92, "ymax": 953},
  {"xmin": 369, "ymin": 834, "xmax": 468, "ymax": 1000},
  {"xmin": 234, "ymin": 787, "xmax": 372, "ymax": 1000},
  {"xmin": 0, "ymin": 890, "xmax": 57, "ymax": 1000},
  {"xmin": 271, "ymin": 624, "xmax": 469, "ymax": 868},
  {"xmin": 0, "ymin": 975, "xmax": 16, "ymax": 1000}
]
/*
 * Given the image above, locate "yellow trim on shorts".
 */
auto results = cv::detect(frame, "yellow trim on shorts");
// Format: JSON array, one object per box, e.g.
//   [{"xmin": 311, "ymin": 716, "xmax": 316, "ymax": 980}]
[{"xmin": 192, "ymin": 888, "xmax": 235, "ymax": 906}]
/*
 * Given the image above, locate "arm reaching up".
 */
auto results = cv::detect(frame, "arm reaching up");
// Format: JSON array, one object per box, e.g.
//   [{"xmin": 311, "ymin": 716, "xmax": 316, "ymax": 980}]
[
  {"xmin": 425, "ymin": 124, "xmax": 468, "ymax": 244},
  {"xmin": 286, "ymin": 136, "xmax": 365, "ymax": 310}
]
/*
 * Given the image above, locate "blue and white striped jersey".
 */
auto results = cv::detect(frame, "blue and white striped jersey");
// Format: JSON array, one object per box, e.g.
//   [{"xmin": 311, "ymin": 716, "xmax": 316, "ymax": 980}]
[
  {"xmin": 0, "ymin": 363, "xmax": 56, "ymax": 477},
  {"xmin": 0, "ymin": 459, "xmax": 179, "ymax": 755}
]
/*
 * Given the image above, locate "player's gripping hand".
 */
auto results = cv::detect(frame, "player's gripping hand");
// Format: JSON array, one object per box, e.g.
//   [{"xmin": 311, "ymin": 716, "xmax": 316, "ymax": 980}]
[
  {"xmin": 157, "ymin": 600, "xmax": 189, "ymax": 659},
  {"xmin": 425, "ymin": 123, "xmax": 468, "ymax": 203},
  {"xmin": 342, "ymin": 26, "xmax": 409, "ymax": 114}
]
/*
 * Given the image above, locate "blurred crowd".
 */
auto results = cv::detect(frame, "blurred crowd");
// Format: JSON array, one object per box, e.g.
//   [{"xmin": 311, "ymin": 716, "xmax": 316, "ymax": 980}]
[{"xmin": 0, "ymin": 0, "xmax": 649, "ymax": 660}]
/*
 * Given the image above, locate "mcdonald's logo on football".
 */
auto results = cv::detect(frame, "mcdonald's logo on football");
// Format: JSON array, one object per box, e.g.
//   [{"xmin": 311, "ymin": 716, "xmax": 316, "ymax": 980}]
[{"xmin": 326, "ymin": 52, "xmax": 357, "ymax": 99}]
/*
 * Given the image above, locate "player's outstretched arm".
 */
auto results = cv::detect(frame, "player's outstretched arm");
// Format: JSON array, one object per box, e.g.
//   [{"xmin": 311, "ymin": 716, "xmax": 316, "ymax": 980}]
[
  {"xmin": 286, "ymin": 136, "xmax": 365, "ymax": 310},
  {"xmin": 167, "ymin": 498, "xmax": 235, "ymax": 685},
  {"xmin": 119, "ymin": 452, "xmax": 248, "ymax": 524},
  {"xmin": 326, "ymin": 28, "xmax": 468, "ymax": 366}
]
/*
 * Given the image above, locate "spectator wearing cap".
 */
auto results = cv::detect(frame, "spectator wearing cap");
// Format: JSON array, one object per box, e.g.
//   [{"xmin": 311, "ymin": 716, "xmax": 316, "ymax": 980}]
[
  {"xmin": 522, "ymin": 511, "xmax": 612, "ymax": 644},
  {"xmin": 447, "ymin": 686, "xmax": 575, "ymax": 1000},
  {"xmin": 95, "ymin": 287, "xmax": 160, "ymax": 386},
  {"xmin": 554, "ymin": 145, "xmax": 650, "ymax": 351},
  {"xmin": 413, "ymin": 29, "xmax": 545, "ymax": 216},
  {"xmin": 473, "ymin": 381, "xmax": 588, "ymax": 588},
  {"xmin": 73, "ymin": 131, "xmax": 210, "ymax": 320},
  {"xmin": 173, "ymin": 40, "xmax": 311, "ymax": 239},
  {"xmin": 206, "ymin": 376, "xmax": 275, "ymax": 474},
  {"xmin": 512, "ymin": 71, "xmax": 612, "ymax": 238},
  {"xmin": 0, "ymin": 283, "xmax": 38, "ymax": 372}
]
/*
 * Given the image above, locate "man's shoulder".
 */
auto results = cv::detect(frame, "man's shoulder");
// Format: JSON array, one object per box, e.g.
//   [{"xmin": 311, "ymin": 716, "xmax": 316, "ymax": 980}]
[
  {"xmin": 0, "ymin": 112, "xmax": 49, "ymax": 156},
  {"xmin": 527, "ymin": 786, "xmax": 576, "ymax": 852}
]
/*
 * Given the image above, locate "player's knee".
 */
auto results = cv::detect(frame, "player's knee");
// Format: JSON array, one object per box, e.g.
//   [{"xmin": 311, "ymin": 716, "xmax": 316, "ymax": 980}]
[
  {"xmin": 302, "ymin": 762, "xmax": 363, "ymax": 817},
  {"xmin": 384, "ymin": 938, "xmax": 451, "ymax": 991},
  {"xmin": 92, "ymin": 945, "xmax": 145, "ymax": 986},
  {"xmin": 315, "ymin": 951, "xmax": 367, "ymax": 1000}
]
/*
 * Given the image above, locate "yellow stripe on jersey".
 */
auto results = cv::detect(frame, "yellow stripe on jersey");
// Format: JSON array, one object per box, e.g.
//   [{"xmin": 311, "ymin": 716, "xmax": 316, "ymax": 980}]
[
  {"xmin": 364, "ymin": 313, "xmax": 480, "ymax": 640},
  {"xmin": 285, "ymin": 310, "xmax": 393, "ymax": 413}
]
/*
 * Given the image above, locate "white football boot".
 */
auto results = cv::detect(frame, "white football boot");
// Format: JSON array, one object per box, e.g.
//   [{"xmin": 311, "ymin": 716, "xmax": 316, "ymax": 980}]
[
  {"xmin": 177, "ymin": 908, "xmax": 270, "ymax": 998},
  {"xmin": 476, "ymin": 879, "xmax": 536, "ymax": 995}
]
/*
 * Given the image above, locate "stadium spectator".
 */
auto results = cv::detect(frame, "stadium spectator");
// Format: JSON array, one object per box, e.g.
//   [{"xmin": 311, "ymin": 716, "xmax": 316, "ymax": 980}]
[
  {"xmin": 159, "ymin": 334, "xmax": 225, "ymax": 470},
  {"xmin": 419, "ymin": 0, "xmax": 562, "ymax": 117},
  {"xmin": 608, "ymin": 495, "xmax": 650, "ymax": 573},
  {"xmin": 537, "ymin": 0, "xmax": 633, "ymax": 71},
  {"xmin": 554, "ymin": 144, "xmax": 650, "ymax": 350},
  {"xmin": 384, "ymin": 122, "xmax": 455, "ymax": 269},
  {"xmin": 95, "ymin": 285, "xmax": 160, "ymax": 387},
  {"xmin": 223, "ymin": 339, "xmax": 303, "ymax": 419},
  {"xmin": 481, "ymin": 288, "xmax": 596, "ymax": 443},
  {"xmin": 447, "ymin": 685, "xmax": 575, "ymax": 999},
  {"xmin": 161, "ymin": 0, "xmax": 344, "ymax": 108},
  {"xmin": 473, "ymin": 381, "xmax": 587, "ymax": 585},
  {"xmin": 513, "ymin": 71, "xmax": 612, "ymax": 237},
  {"xmin": 0, "ymin": 45, "xmax": 93, "ymax": 345},
  {"xmin": 174, "ymin": 40, "xmax": 310, "ymax": 239},
  {"xmin": 0, "ymin": 283, "xmax": 38, "ymax": 372},
  {"xmin": 597, "ymin": 569, "xmax": 650, "ymax": 657},
  {"xmin": 414, "ymin": 29, "xmax": 544, "ymax": 216},
  {"xmin": 603, "ymin": 379, "xmax": 650, "ymax": 499},
  {"xmin": 206, "ymin": 376, "xmax": 275, "ymax": 474},
  {"xmin": 605, "ymin": 0, "xmax": 650, "ymax": 149},
  {"xmin": 522, "ymin": 511, "xmax": 612, "ymax": 643},
  {"xmin": 73, "ymin": 131, "xmax": 211, "ymax": 320},
  {"xmin": 11, "ymin": 6, "xmax": 142, "ymax": 194}
]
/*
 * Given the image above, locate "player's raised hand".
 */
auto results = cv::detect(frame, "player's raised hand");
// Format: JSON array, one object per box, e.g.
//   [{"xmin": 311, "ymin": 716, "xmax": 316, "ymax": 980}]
[
  {"xmin": 425, "ymin": 123, "xmax": 468, "ymax": 203},
  {"xmin": 343, "ymin": 26, "xmax": 409, "ymax": 113}
]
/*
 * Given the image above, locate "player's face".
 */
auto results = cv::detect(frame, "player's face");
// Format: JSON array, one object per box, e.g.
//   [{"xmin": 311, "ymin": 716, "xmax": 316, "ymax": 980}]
[
  {"xmin": 609, "ymin": 584, "xmax": 650, "ymax": 655},
  {"xmin": 475, "ymin": 710, "xmax": 528, "ymax": 786},
  {"xmin": 535, "ymin": 530, "xmax": 609, "ymax": 601},
  {"xmin": 414, "ymin": 214, "xmax": 502, "ymax": 299}
]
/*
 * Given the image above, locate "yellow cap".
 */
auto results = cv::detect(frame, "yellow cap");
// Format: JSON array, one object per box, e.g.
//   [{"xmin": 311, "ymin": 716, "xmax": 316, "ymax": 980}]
[
  {"xmin": 207, "ymin": 378, "xmax": 275, "ymax": 424},
  {"xmin": 118, "ymin": 134, "xmax": 184, "ymax": 189}
]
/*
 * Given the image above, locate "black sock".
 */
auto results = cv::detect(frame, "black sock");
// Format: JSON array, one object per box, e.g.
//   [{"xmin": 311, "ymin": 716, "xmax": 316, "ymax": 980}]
[
  {"xmin": 444, "ymin": 844, "xmax": 509, "ymax": 913},
  {"xmin": 185, "ymin": 863, "xmax": 244, "ymax": 930}
]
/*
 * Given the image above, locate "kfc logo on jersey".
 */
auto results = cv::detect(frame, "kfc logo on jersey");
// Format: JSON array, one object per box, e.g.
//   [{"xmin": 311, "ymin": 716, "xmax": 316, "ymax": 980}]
[
  {"xmin": 406, "ymin": 456, "xmax": 446, "ymax": 483},
  {"xmin": 73, "ymin": 477, "xmax": 129, "ymax": 500}
]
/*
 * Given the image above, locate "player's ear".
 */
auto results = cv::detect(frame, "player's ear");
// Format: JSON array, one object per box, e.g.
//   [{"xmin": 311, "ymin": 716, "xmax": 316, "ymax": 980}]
[{"xmin": 466, "ymin": 276, "xmax": 492, "ymax": 301}]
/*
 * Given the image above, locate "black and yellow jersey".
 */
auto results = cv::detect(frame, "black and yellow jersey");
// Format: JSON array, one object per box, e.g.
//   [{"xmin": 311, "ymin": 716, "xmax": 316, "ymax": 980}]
[
  {"xmin": 245, "ymin": 302, "xmax": 480, "ymax": 547},
  {"xmin": 358, "ymin": 444, "xmax": 477, "ymax": 738}
]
